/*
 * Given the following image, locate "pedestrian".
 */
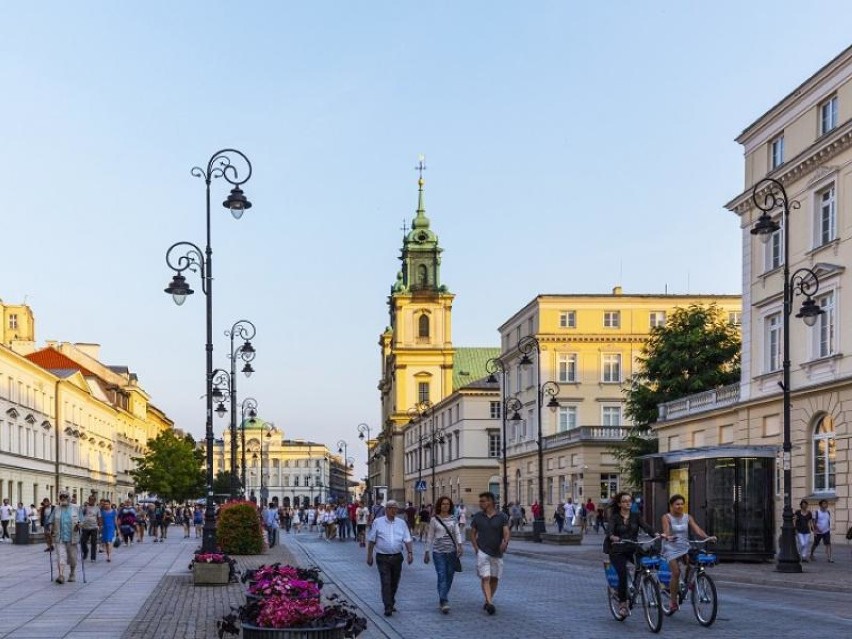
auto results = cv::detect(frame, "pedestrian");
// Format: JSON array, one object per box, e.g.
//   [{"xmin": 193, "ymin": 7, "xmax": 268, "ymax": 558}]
[
  {"xmin": 595, "ymin": 505, "xmax": 606, "ymax": 533},
  {"xmin": 554, "ymin": 503, "xmax": 565, "ymax": 533},
  {"xmin": 370, "ymin": 498, "xmax": 385, "ymax": 523},
  {"xmin": 336, "ymin": 502, "xmax": 349, "ymax": 541},
  {"xmin": 0, "ymin": 498, "xmax": 12, "ymax": 542},
  {"xmin": 100, "ymin": 499, "xmax": 117, "ymax": 562},
  {"xmin": 810, "ymin": 499, "xmax": 834, "ymax": 562},
  {"xmin": 404, "ymin": 501, "xmax": 417, "ymax": 532},
  {"xmin": 80, "ymin": 494, "xmax": 102, "ymax": 562},
  {"xmin": 263, "ymin": 502, "xmax": 279, "ymax": 548},
  {"xmin": 585, "ymin": 498, "xmax": 596, "ymax": 532},
  {"xmin": 509, "ymin": 502, "xmax": 522, "ymax": 531},
  {"xmin": 366, "ymin": 499, "xmax": 414, "ymax": 617},
  {"xmin": 563, "ymin": 499, "xmax": 576, "ymax": 534},
  {"xmin": 28, "ymin": 503, "xmax": 38, "ymax": 533},
  {"xmin": 531, "ymin": 500, "xmax": 542, "ymax": 528},
  {"xmin": 40, "ymin": 498, "xmax": 56, "ymax": 552},
  {"xmin": 456, "ymin": 501, "xmax": 467, "ymax": 535},
  {"xmin": 794, "ymin": 500, "xmax": 813, "ymax": 562},
  {"xmin": 356, "ymin": 501, "xmax": 370, "ymax": 547},
  {"xmin": 118, "ymin": 500, "xmax": 137, "ymax": 545},
  {"xmin": 182, "ymin": 505, "xmax": 192, "ymax": 539},
  {"xmin": 417, "ymin": 503, "xmax": 431, "ymax": 542},
  {"xmin": 135, "ymin": 505, "xmax": 146, "ymax": 542},
  {"xmin": 15, "ymin": 502, "xmax": 28, "ymax": 535},
  {"xmin": 470, "ymin": 491, "xmax": 510, "ymax": 615},
  {"xmin": 52, "ymin": 491, "xmax": 80, "ymax": 584},
  {"xmin": 424, "ymin": 495, "xmax": 463, "ymax": 614}
]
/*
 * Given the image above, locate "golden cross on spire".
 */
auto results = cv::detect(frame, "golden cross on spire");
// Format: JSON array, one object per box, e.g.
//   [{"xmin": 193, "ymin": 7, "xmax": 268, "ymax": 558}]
[
  {"xmin": 400, "ymin": 219, "xmax": 409, "ymax": 235},
  {"xmin": 415, "ymin": 154, "xmax": 427, "ymax": 180}
]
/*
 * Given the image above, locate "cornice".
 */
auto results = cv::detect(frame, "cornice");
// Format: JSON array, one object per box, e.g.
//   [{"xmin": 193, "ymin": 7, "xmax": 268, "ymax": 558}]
[{"xmin": 726, "ymin": 121, "xmax": 852, "ymax": 215}]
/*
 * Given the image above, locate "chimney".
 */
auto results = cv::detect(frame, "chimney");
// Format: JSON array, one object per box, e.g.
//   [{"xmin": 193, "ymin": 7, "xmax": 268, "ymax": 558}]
[
  {"xmin": 612, "ymin": 286, "xmax": 623, "ymax": 295},
  {"xmin": 74, "ymin": 343, "xmax": 102, "ymax": 361}
]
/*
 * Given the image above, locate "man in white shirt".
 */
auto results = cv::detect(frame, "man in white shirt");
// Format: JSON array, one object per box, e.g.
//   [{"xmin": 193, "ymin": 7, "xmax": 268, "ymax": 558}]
[
  {"xmin": 0, "ymin": 499, "xmax": 12, "ymax": 542},
  {"xmin": 356, "ymin": 501, "xmax": 370, "ymax": 547},
  {"xmin": 366, "ymin": 500, "xmax": 413, "ymax": 617},
  {"xmin": 809, "ymin": 499, "xmax": 834, "ymax": 562},
  {"xmin": 262, "ymin": 502, "xmax": 279, "ymax": 548},
  {"xmin": 563, "ymin": 499, "xmax": 577, "ymax": 534}
]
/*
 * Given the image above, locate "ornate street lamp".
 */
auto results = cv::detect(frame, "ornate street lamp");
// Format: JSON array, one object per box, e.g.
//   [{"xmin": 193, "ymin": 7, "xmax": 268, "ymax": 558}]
[
  {"xmin": 486, "ymin": 357, "xmax": 508, "ymax": 510},
  {"xmin": 337, "ymin": 440, "xmax": 350, "ymax": 503},
  {"xmin": 357, "ymin": 423, "xmax": 373, "ymax": 507},
  {"xmin": 164, "ymin": 149, "xmax": 252, "ymax": 554},
  {"xmin": 408, "ymin": 400, "xmax": 444, "ymax": 507},
  {"xmin": 225, "ymin": 319, "xmax": 257, "ymax": 498},
  {"xmin": 240, "ymin": 398, "xmax": 258, "ymax": 499},
  {"xmin": 750, "ymin": 177, "xmax": 823, "ymax": 573},
  {"xmin": 517, "ymin": 335, "xmax": 560, "ymax": 543}
]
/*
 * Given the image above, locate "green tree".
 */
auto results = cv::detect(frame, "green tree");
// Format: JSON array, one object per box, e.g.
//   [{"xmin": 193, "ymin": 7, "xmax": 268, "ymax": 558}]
[
  {"xmin": 213, "ymin": 470, "xmax": 238, "ymax": 496},
  {"xmin": 615, "ymin": 304, "xmax": 741, "ymax": 488},
  {"xmin": 130, "ymin": 430, "xmax": 205, "ymax": 502}
]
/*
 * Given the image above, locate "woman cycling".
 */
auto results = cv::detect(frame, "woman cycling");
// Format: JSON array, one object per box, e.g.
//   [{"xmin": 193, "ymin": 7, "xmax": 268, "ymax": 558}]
[
  {"xmin": 660, "ymin": 494, "xmax": 716, "ymax": 613},
  {"xmin": 605, "ymin": 492, "xmax": 658, "ymax": 618}
]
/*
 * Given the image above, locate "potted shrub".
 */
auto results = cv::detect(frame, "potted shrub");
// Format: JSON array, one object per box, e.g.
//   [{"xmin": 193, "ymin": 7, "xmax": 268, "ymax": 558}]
[
  {"xmin": 191, "ymin": 552, "xmax": 236, "ymax": 586},
  {"xmin": 219, "ymin": 592, "xmax": 367, "ymax": 639},
  {"xmin": 217, "ymin": 500, "xmax": 266, "ymax": 555}
]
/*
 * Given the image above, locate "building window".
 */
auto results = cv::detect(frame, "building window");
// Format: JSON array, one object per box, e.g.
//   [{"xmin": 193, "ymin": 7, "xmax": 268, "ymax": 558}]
[
  {"xmin": 293, "ymin": 476, "xmax": 299, "ymax": 487},
  {"xmin": 770, "ymin": 134, "xmax": 784, "ymax": 169},
  {"xmin": 600, "ymin": 474, "xmax": 618, "ymax": 501},
  {"xmin": 418, "ymin": 382, "xmax": 430, "ymax": 403},
  {"xmin": 603, "ymin": 311, "xmax": 620, "ymax": 328},
  {"xmin": 418, "ymin": 314, "xmax": 430, "ymax": 338},
  {"xmin": 557, "ymin": 353, "xmax": 577, "ymax": 383},
  {"xmin": 8, "ymin": 314, "xmax": 18, "ymax": 330},
  {"xmin": 765, "ymin": 313, "xmax": 782, "ymax": 372},
  {"xmin": 816, "ymin": 185, "xmax": 836, "ymax": 247},
  {"xmin": 719, "ymin": 424, "xmax": 734, "ymax": 444},
  {"xmin": 602, "ymin": 354, "xmax": 622, "ymax": 383},
  {"xmin": 488, "ymin": 432, "xmax": 501, "ymax": 458},
  {"xmin": 649, "ymin": 311, "xmax": 666, "ymax": 328},
  {"xmin": 813, "ymin": 414, "xmax": 836, "ymax": 494},
  {"xmin": 765, "ymin": 219, "xmax": 783, "ymax": 271},
  {"xmin": 602, "ymin": 406, "xmax": 622, "ymax": 426},
  {"xmin": 559, "ymin": 311, "xmax": 576, "ymax": 328},
  {"xmin": 546, "ymin": 477, "xmax": 554, "ymax": 504},
  {"xmin": 819, "ymin": 96, "xmax": 838, "ymax": 135},
  {"xmin": 728, "ymin": 311, "xmax": 742, "ymax": 326},
  {"xmin": 814, "ymin": 291, "xmax": 836, "ymax": 359},
  {"xmin": 557, "ymin": 406, "xmax": 577, "ymax": 432},
  {"xmin": 516, "ymin": 366, "xmax": 523, "ymax": 392},
  {"xmin": 490, "ymin": 401, "xmax": 501, "ymax": 419}
]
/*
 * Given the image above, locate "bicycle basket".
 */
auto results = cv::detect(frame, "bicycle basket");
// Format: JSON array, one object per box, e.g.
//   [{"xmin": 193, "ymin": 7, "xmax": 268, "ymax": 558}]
[
  {"xmin": 696, "ymin": 553, "xmax": 717, "ymax": 565},
  {"xmin": 604, "ymin": 562, "xmax": 620, "ymax": 588},
  {"xmin": 640, "ymin": 556, "xmax": 661, "ymax": 569}
]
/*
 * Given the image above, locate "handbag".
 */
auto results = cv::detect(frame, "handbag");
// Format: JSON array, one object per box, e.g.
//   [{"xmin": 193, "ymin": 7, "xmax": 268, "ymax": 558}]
[
  {"xmin": 435, "ymin": 517, "xmax": 463, "ymax": 572},
  {"xmin": 113, "ymin": 535, "xmax": 121, "ymax": 548}
]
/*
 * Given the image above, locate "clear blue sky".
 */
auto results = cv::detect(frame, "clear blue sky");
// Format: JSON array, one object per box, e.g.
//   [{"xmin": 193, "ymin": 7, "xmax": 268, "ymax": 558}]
[{"xmin": 1, "ymin": 2, "xmax": 850, "ymax": 475}]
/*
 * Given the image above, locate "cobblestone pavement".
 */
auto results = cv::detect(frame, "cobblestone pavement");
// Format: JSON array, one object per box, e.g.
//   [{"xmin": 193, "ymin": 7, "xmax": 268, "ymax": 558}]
[{"xmin": 286, "ymin": 530, "xmax": 852, "ymax": 638}]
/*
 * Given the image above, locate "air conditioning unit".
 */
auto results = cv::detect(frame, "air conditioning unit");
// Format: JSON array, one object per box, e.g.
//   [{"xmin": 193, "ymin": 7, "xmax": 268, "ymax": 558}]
[{"xmin": 641, "ymin": 457, "xmax": 667, "ymax": 482}]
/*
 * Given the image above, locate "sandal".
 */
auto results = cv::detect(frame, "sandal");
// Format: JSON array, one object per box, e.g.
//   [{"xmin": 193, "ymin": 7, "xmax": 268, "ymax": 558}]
[{"xmin": 618, "ymin": 604, "xmax": 629, "ymax": 617}]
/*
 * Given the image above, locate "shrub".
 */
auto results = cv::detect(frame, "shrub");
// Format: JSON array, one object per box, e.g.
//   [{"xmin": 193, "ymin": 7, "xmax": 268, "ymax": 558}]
[{"xmin": 217, "ymin": 501, "xmax": 265, "ymax": 555}]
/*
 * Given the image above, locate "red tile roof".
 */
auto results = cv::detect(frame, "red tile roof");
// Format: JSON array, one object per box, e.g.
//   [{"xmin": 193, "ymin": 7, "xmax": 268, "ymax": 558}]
[{"xmin": 25, "ymin": 348, "xmax": 96, "ymax": 377}]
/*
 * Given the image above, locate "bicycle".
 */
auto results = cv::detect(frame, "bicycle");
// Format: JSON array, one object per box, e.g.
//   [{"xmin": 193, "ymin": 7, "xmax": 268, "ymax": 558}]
[
  {"xmin": 604, "ymin": 537, "xmax": 664, "ymax": 633},
  {"xmin": 658, "ymin": 538, "xmax": 718, "ymax": 626}
]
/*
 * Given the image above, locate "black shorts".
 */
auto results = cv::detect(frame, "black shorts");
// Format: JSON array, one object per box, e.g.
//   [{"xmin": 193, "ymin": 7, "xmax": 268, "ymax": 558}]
[
  {"xmin": 357, "ymin": 524, "xmax": 366, "ymax": 532},
  {"xmin": 813, "ymin": 531, "xmax": 831, "ymax": 546}
]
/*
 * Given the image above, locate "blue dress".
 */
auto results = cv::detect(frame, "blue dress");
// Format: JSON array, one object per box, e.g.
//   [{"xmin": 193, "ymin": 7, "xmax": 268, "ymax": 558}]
[{"xmin": 101, "ymin": 509, "xmax": 117, "ymax": 543}]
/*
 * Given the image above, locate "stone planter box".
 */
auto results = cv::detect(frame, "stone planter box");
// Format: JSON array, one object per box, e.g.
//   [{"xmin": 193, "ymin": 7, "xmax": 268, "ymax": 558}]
[
  {"xmin": 241, "ymin": 622, "xmax": 345, "ymax": 639},
  {"xmin": 541, "ymin": 532, "xmax": 584, "ymax": 545},
  {"xmin": 510, "ymin": 530, "xmax": 535, "ymax": 541},
  {"xmin": 193, "ymin": 562, "xmax": 230, "ymax": 586}
]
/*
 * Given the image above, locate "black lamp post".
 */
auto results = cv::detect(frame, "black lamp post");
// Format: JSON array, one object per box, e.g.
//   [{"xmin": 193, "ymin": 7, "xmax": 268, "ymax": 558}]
[
  {"xmin": 517, "ymin": 336, "xmax": 560, "ymax": 543},
  {"xmin": 164, "ymin": 149, "xmax": 252, "ymax": 554},
  {"xmin": 225, "ymin": 320, "xmax": 257, "ymax": 499},
  {"xmin": 357, "ymin": 423, "xmax": 373, "ymax": 507},
  {"xmin": 337, "ymin": 440, "xmax": 349, "ymax": 503},
  {"xmin": 503, "ymin": 396, "xmax": 523, "ymax": 506},
  {"xmin": 750, "ymin": 177, "xmax": 823, "ymax": 573},
  {"xmin": 408, "ymin": 401, "xmax": 444, "ymax": 507},
  {"xmin": 486, "ymin": 357, "xmax": 507, "ymax": 510},
  {"xmin": 239, "ymin": 398, "xmax": 258, "ymax": 499}
]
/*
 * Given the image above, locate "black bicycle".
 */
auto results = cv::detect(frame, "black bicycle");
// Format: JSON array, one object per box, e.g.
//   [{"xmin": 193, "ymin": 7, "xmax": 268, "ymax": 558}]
[
  {"xmin": 604, "ymin": 537, "xmax": 664, "ymax": 633},
  {"xmin": 659, "ymin": 538, "xmax": 719, "ymax": 626}
]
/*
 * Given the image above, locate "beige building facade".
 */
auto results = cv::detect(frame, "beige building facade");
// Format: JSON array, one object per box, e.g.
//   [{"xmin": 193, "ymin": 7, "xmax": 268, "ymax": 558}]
[
  {"xmin": 499, "ymin": 291, "xmax": 741, "ymax": 512},
  {"xmin": 654, "ymin": 46, "xmax": 852, "ymax": 541}
]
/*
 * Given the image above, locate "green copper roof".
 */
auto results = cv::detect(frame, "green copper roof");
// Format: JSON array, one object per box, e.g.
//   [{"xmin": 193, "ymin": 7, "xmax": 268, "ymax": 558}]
[
  {"xmin": 241, "ymin": 417, "xmax": 271, "ymax": 431},
  {"xmin": 453, "ymin": 347, "xmax": 500, "ymax": 391}
]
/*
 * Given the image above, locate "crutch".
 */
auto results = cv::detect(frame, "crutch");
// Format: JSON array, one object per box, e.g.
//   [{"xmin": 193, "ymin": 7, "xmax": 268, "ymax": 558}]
[{"xmin": 79, "ymin": 543, "xmax": 87, "ymax": 583}]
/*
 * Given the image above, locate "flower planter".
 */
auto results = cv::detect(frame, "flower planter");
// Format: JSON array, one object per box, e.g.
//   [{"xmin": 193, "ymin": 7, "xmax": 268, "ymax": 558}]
[
  {"xmin": 194, "ymin": 562, "xmax": 230, "ymax": 586},
  {"xmin": 241, "ymin": 623, "xmax": 345, "ymax": 639}
]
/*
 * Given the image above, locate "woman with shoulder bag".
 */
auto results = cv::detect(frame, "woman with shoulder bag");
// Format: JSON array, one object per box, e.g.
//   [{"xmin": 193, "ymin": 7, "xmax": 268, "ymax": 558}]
[{"xmin": 424, "ymin": 495, "xmax": 464, "ymax": 614}]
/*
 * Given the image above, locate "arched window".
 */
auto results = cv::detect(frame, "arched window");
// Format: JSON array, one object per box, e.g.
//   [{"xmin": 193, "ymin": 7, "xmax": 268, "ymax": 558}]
[
  {"xmin": 418, "ymin": 314, "xmax": 430, "ymax": 338},
  {"xmin": 813, "ymin": 414, "xmax": 836, "ymax": 493},
  {"xmin": 417, "ymin": 264, "xmax": 428, "ymax": 286}
]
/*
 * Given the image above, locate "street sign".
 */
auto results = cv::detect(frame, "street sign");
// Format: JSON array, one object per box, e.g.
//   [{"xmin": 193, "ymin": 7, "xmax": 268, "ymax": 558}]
[{"xmin": 415, "ymin": 480, "xmax": 427, "ymax": 492}]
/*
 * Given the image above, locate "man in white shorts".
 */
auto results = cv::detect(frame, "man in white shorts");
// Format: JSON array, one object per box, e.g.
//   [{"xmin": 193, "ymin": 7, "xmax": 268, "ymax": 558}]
[{"xmin": 470, "ymin": 491, "xmax": 510, "ymax": 615}]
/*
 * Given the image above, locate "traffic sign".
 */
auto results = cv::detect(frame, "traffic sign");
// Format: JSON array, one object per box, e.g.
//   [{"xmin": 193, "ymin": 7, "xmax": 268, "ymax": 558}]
[{"xmin": 415, "ymin": 480, "xmax": 427, "ymax": 492}]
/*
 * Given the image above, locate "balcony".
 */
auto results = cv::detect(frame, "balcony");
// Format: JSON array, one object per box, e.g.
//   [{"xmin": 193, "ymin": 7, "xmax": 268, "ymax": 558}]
[
  {"xmin": 543, "ymin": 425, "xmax": 628, "ymax": 450},
  {"xmin": 656, "ymin": 383, "xmax": 740, "ymax": 422}
]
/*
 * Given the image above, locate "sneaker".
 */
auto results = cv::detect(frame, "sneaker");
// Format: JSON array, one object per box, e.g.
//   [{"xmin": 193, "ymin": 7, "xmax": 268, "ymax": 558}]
[
  {"xmin": 828, "ymin": 559, "xmax": 835, "ymax": 563},
  {"xmin": 384, "ymin": 609, "xmax": 393, "ymax": 617},
  {"xmin": 484, "ymin": 603, "xmax": 496, "ymax": 615},
  {"xmin": 441, "ymin": 603, "xmax": 450, "ymax": 614}
]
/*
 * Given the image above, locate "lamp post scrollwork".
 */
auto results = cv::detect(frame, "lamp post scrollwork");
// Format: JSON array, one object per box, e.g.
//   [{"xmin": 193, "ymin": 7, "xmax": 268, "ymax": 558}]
[{"xmin": 225, "ymin": 319, "xmax": 257, "ymax": 498}]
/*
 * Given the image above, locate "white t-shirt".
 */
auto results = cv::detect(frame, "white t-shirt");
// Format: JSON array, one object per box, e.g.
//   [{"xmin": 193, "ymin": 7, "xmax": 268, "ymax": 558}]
[
  {"xmin": 356, "ymin": 507, "xmax": 370, "ymax": 525},
  {"xmin": 564, "ymin": 503, "xmax": 576, "ymax": 520},
  {"xmin": 0, "ymin": 504, "xmax": 12, "ymax": 521},
  {"xmin": 813, "ymin": 509, "xmax": 831, "ymax": 534}
]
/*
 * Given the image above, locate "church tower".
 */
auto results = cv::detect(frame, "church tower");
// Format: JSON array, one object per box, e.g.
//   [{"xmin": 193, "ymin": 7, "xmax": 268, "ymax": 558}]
[{"xmin": 376, "ymin": 159, "xmax": 455, "ymax": 502}]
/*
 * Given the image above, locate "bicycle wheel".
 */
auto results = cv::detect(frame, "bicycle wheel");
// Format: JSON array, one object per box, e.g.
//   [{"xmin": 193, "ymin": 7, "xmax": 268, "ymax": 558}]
[
  {"xmin": 639, "ymin": 575, "xmax": 663, "ymax": 633},
  {"xmin": 691, "ymin": 573, "xmax": 718, "ymax": 627},
  {"xmin": 607, "ymin": 586, "xmax": 626, "ymax": 621},
  {"xmin": 659, "ymin": 583, "xmax": 675, "ymax": 616}
]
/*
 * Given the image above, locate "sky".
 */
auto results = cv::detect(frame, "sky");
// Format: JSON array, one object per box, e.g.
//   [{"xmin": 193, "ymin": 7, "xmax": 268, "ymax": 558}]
[{"xmin": 1, "ymin": 2, "xmax": 850, "ymax": 478}]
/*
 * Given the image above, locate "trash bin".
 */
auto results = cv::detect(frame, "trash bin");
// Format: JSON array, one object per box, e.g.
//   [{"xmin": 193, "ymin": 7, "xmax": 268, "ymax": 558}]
[{"xmin": 14, "ymin": 521, "xmax": 29, "ymax": 545}]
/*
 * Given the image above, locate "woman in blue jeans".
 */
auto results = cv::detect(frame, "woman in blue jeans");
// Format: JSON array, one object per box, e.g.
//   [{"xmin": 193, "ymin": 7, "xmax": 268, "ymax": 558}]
[{"xmin": 424, "ymin": 495, "xmax": 464, "ymax": 614}]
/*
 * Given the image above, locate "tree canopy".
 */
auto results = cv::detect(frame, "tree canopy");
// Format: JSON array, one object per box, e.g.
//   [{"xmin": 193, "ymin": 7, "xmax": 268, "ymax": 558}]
[
  {"xmin": 130, "ymin": 430, "xmax": 206, "ymax": 502},
  {"xmin": 616, "ymin": 304, "xmax": 741, "ymax": 487}
]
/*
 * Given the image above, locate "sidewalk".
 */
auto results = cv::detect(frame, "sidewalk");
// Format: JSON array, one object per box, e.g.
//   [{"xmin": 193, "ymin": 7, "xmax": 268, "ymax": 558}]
[{"xmin": 508, "ymin": 526, "xmax": 852, "ymax": 593}]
